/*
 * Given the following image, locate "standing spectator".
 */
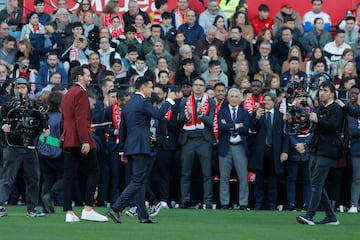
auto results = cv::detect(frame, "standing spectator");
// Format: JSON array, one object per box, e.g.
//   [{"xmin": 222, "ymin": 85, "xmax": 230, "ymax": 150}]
[
  {"xmin": 199, "ymin": 0, "xmax": 227, "ymax": 32},
  {"xmin": 249, "ymin": 92, "xmax": 289, "ymax": 210},
  {"xmin": 123, "ymin": 0, "xmax": 150, "ymax": 28},
  {"xmin": 251, "ymin": 4, "xmax": 273, "ymax": 37},
  {"xmin": 273, "ymin": 2, "xmax": 303, "ymax": 35},
  {"xmin": 303, "ymin": 17, "xmax": 332, "ymax": 55},
  {"xmin": 0, "ymin": 0, "xmax": 22, "ymax": 39},
  {"xmin": 0, "ymin": 78, "xmax": 49, "ymax": 217},
  {"xmin": 296, "ymin": 81, "xmax": 342, "ymax": 225},
  {"xmin": 178, "ymin": 77, "xmax": 215, "ymax": 209},
  {"xmin": 178, "ymin": 10, "xmax": 205, "ymax": 49},
  {"xmin": 25, "ymin": 0, "xmax": 50, "ymax": 25},
  {"xmin": 61, "ymin": 65, "xmax": 108, "ymax": 222},
  {"xmin": 218, "ymin": 88, "xmax": 250, "ymax": 210},
  {"xmin": 303, "ymin": 0, "xmax": 331, "ymax": 33}
]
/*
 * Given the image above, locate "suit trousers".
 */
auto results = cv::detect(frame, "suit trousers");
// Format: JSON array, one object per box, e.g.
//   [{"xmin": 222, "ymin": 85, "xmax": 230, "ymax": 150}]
[
  {"xmin": 219, "ymin": 144, "xmax": 249, "ymax": 206},
  {"xmin": 0, "ymin": 146, "xmax": 40, "ymax": 210},
  {"xmin": 180, "ymin": 139, "xmax": 213, "ymax": 205},
  {"xmin": 306, "ymin": 155, "xmax": 337, "ymax": 218},
  {"xmin": 350, "ymin": 156, "xmax": 360, "ymax": 207},
  {"xmin": 286, "ymin": 160, "xmax": 311, "ymax": 206},
  {"xmin": 62, "ymin": 148, "xmax": 99, "ymax": 211},
  {"xmin": 112, "ymin": 154, "xmax": 149, "ymax": 220}
]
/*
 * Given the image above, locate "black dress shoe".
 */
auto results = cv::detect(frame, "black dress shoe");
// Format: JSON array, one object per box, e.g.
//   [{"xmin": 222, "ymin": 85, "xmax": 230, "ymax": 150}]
[
  {"xmin": 139, "ymin": 218, "xmax": 157, "ymax": 224},
  {"xmin": 107, "ymin": 208, "xmax": 121, "ymax": 223}
]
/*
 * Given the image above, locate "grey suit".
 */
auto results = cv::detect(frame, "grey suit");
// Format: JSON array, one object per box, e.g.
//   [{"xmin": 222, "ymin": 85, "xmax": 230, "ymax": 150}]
[{"xmin": 178, "ymin": 96, "xmax": 215, "ymax": 206}]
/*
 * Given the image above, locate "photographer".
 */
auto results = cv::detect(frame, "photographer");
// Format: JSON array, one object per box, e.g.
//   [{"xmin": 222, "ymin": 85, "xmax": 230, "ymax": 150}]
[
  {"xmin": 296, "ymin": 81, "xmax": 343, "ymax": 225},
  {"xmin": 0, "ymin": 78, "xmax": 49, "ymax": 217}
]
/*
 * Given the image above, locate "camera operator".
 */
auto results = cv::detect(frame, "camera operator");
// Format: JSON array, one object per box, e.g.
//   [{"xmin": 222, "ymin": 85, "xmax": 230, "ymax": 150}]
[
  {"xmin": 296, "ymin": 81, "xmax": 343, "ymax": 225},
  {"xmin": 0, "ymin": 78, "xmax": 50, "ymax": 217}
]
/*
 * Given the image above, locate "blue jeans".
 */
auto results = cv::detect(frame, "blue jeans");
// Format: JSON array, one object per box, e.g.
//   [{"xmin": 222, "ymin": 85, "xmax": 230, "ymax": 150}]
[{"xmin": 286, "ymin": 160, "xmax": 311, "ymax": 206}]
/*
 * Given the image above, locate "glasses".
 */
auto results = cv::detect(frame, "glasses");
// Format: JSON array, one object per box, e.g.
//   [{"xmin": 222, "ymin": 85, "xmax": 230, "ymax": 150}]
[{"xmin": 193, "ymin": 84, "xmax": 205, "ymax": 87}]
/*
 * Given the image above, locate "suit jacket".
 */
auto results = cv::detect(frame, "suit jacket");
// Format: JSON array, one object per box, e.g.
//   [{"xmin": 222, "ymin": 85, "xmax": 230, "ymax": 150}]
[
  {"xmin": 61, "ymin": 84, "xmax": 96, "ymax": 148},
  {"xmin": 248, "ymin": 108, "xmax": 289, "ymax": 174},
  {"xmin": 177, "ymin": 95, "xmax": 216, "ymax": 146},
  {"xmin": 119, "ymin": 93, "xmax": 172, "ymax": 156},
  {"xmin": 272, "ymin": 40, "xmax": 305, "ymax": 65},
  {"xmin": 217, "ymin": 105, "xmax": 250, "ymax": 157}
]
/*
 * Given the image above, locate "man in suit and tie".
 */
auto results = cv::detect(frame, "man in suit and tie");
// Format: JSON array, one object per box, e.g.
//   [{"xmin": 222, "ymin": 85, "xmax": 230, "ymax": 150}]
[
  {"xmin": 61, "ymin": 66, "xmax": 108, "ymax": 222},
  {"xmin": 178, "ymin": 77, "xmax": 216, "ymax": 209},
  {"xmin": 249, "ymin": 92, "xmax": 289, "ymax": 210},
  {"xmin": 107, "ymin": 77, "xmax": 177, "ymax": 224},
  {"xmin": 218, "ymin": 88, "xmax": 250, "ymax": 210}
]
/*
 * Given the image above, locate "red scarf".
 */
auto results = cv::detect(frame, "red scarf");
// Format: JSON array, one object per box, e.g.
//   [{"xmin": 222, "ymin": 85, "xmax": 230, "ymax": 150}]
[
  {"xmin": 164, "ymin": 108, "xmax": 173, "ymax": 135},
  {"xmin": 102, "ymin": 13, "xmax": 112, "ymax": 27},
  {"xmin": 32, "ymin": 23, "xmax": 40, "ymax": 33},
  {"xmin": 243, "ymin": 94, "xmax": 263, "ymax": 114},
  {"xmin": 112, "ymin": 101, "xmax": 121, "ymax": 144},
  {"xmin": 111, "ymin": 26, "xmax": 124, "ymax": 38},
  {"xmin": 213, "ymin": 99, "xmax": 224, "ymax": 140},
  {"xmin": 184, "ymin": 93, "xmax": 210, "ymax": 130},
  {"xmin": 153, "ymin": 11, "xmax": 162, "ymax": 24}
]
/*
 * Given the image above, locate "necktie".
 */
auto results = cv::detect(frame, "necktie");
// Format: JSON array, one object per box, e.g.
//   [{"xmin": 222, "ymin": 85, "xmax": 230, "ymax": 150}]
[
  {"xmin": 232, "ymin": 107, "xmax": 236, "ymax": 122},
  {"xmin": 266, "ymin": 111, "xmax": 272, "ymax": 145}
]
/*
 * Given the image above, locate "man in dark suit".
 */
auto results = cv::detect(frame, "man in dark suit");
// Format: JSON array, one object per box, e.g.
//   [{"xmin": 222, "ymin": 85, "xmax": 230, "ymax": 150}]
[
  {"xmin": 218, "ymin": 88, "xmax": 250, "ymax": 210},
  {"xmin": 107, "ymin": 77, "xmax": 177, "ymax": 224},
  {"xmin": 249, "ymin": 92, "xmax": 289, "ymax": 210},
  {"xmin": 178, "ymin": 77, "xmax": 216, "ymax": 209},
  {"xmin": 61, "ymin": 66, "xmax": 108, "ymax": 223}
]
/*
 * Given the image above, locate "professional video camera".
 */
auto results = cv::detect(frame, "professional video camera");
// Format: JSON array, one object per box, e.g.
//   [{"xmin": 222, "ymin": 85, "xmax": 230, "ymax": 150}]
[
  {"xmin": 3, "ymin": 94, "xmax": 48, "ymax": 148},
  {"xmin": 283, "ymin": 82, "xmax": 313, "ymax": 136},
  {"xmin": 307, "ymin": 72, "xmax": 332, "ymax": 91}
]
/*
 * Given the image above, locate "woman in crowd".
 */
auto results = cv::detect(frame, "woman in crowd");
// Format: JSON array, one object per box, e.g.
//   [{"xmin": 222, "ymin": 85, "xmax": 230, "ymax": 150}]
[
  {"xmin": 100, "ymin": 0, "xmax": 123, "ymax": 28},
  {"xmin": 153, "ymin": 57, "xmax": 175, "ymax": 84},
  {"xmin": 0, "ymin": 0, "xmax": 22, "ymax": 39},
  {"xmin": 230, "ymin": 11, "xmax": 254, "ymax": 53},
  {"xmin": 282, "ymin": 46, "xmax": 306, "ymax": 73},
  {"xmin": 133, "ymin": 14, "xmax": 151, "ymax": 44},
  {"xmin": 20, "ymin": 12, "xmax": 44, "ymax": 40},
  {"xmin": 333, "ymin": 60, "xmax": 358, "ymax": 89},
  {"xmin": 77, "ymin": 0, "xmax": 99, "ymax": 26},
  {"xmin": 305, "ymin": 47, "xmax": 331, "ymax": 76},
  {"xmin": 213, "ymin": 15, "xmax": 228, "ymax": 43},
  {"xmin": 200, "ymin": 45, "xmax": 228, "ymax": 74},
  {"xmin": 253, "ymin": 28, "xmax": 272, "ymax": 56}
]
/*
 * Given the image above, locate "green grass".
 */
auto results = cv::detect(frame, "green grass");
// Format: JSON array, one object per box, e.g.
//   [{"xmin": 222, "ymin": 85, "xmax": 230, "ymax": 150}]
[{"xmin": 1, "ymin": 206, "xmax": 359, "ymax": 240}]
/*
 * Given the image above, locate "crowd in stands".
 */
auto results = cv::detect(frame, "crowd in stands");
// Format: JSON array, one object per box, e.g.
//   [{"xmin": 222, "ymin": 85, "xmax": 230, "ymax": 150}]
[{"xmin": 1, "ymin": 0, "xmax": 360, "ymax": 215}]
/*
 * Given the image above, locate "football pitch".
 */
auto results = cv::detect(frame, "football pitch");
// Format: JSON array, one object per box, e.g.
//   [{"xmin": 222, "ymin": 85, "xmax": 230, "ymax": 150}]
[{"xmin": 1, "ymin": 206, "xmax": 359, "ymax": 240}]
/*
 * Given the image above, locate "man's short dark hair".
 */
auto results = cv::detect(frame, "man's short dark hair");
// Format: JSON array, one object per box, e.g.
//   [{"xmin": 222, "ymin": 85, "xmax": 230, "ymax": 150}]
[
  {"xmin": 155, "ymin": 0, "xmax": 168, "ymax": 9},
  {"xmin": 258, "ymin": 4, "xmax": 269, "ymax": 12},
  {"xmin": 3, "ymin": 35, "xmax": 16, "ymax": 44},
  {"xmin": 214, "ymin": 82, "xmax": 226, "ymax": 89},
  {"xmin": 154, "ymin": 83, "xmax": 167, "ymax": 92},
  {"xmin": 345, "ymin": 16, "xmax": 356, "ymax": 22},
  {"xmin": 72, "ymin": 21, "xmax": 83, "ymax": 29},
  {"xmin": 283, "ymin": 16, "xmax": 295, "ymax": 23},
  {"xmin": 335, "ymin": 29, "xmax": 346, "ymax": 36},
  {"xmin": 161, "ymin": 11, "xmax": 171, "ymax": 20},
  {"xmin": 288, "ymin": 56, "xmax": 299, "ymax": 63},
  {"xmin": 125, "ymin": 25, "xmax": 136, "ymax": 34},
  {"xmin": 181, "ymin": 58, "xmax": 194, "ymax": 66},
  {"xmin": 136, "ymin": 55, "xmax": 146, "ymax": 62},
  {"xmin": 319, "ymin": 81, "xmax": 336, "ymax": 94},
  {"xmin": 135, "ymin": 76, "xmax": 151, "ymax": 90},
  {"xmin": 281, "ymin": 26, "xmax": 293, "ymax": 34},
  {"xmin": 157, "ymin": 70, "xmax": 169, "ymax": 78},
  {"xmin": 231, "ymin": 26, "xmax": 242, "ymax": 33},
  {"xmin": 47, "ymin": 91, "xmax": 63, "ymax": 112},
  {"xmin": 34, "ymin": 0, "xmax": 44, "ymax": 5},
  {"xmin": 193, "ymin": 77, "xmax": 206, "ymax": 85},
  {"xmin": 208, "ymin": 60, "xmax": 221, "ymax": 68},
  {"xmin": 151, "ymin": 24, "xmax": 162, "ymax": 32},
  {"xmin": 127, "ymin": 46, "xmax": 138, "ymax": 54}
]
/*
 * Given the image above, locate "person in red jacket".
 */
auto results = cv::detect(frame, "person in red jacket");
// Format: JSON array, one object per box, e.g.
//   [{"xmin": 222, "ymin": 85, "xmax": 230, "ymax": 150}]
[{"xmin": 251, "ymin": 4, "xmax": 274, "ymax": 38}]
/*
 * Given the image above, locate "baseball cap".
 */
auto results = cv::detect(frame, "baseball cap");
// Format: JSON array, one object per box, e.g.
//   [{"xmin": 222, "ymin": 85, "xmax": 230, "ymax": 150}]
[{"xmin": 14, "ymin": 78, "xmax": 29, "ymax": 87}]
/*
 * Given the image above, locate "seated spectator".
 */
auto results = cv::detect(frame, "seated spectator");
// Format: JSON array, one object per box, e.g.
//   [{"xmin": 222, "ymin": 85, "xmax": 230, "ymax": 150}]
[
  {"xmin": 118, "ymin": 26, "xmax": 141, "ymax": 58},
  {"xmin": 174, "ymin": 58, "xmax": 199, "ymax": 85},
  {"xmin": 340, "ymin": 16, "xmax": 359, "ymax": 46},
  {"xmin": 99, "ymin": 27, "xmax": 118, "ymax": 53},
  {"xmin": 0, "ymin": 35, "xmax": 17, "ymax": 70},
  {"xmin": 160, "ymin": 12, "xmax": 176, "ymax": 45},
  {"xmin": 274, "ymin": 16, "xmax": 302, "ymax": 43},
  {"xmin": 213, "ymin": 15, "xmax": 228, "ymax": 43},
  {"xmin": 64, "ymin": 22, "xmax": 84, "ymax": 51},
  {"xmin": 233, "ymin": 59, "xmax": 250, "ymax": 83},
  {"xmin": 108, "ymin": 16, "xmax": 125, "ymax": 41},
  {"xmin": 229, "ymin": 11, "xmax": 254, "ymax": 52},
  {"xmin": 16, "ymin": 38, "xmax": 40, "ymax": 72},
  {"xmin": 145, "ymin": 38, "xmax": 172, "ymax": 71},
  {"xmin": 222, "ymin": 26, "xmax": 252, "ymax": 65},
  {"xmin": 280, "ymin": 57, "xmax": 307, "ymax": 88},
  {"xmin": 273, "ymin": 2, "xmax": 303, "ymax": 36},
  {"xmin": 36, "ymin": 53, "xmax": 68, "ymax": 93},
  {"xmin": 233, "ymin": 75, "xmax": 250, "ymax": 93},
  {"xmin": 179, "ymin": 9, "xmax": 205, "ymax": 48},
  {"xmin": 200, "ymin": 44, "xmax": 228, "ymax": 74},
  {"xmin": 251, "ymin": 41, "xmax": 281, "ymax": 76},
  {"xmin": 251, "ymin": 4, "xmax": 273, "ymax": 37},
  {"xmin": 99, "ymin": 0, "xmax": 123, "ymax": 28},
  {"xmin": 82, "ymin": 11, "xmax": 100, "ymax": 51},
  {"xmin": 50, "ymin": 0, "xmax": 77, "ymax": 23},
  {"xmin": 123, "ymin": 0, "xmax": 150, "ymax": 28},
  {"xmin": 0, "ymin": 0, "xmax": 22, "ymax": 39},
  {"xmin": 77, "ymin": 0, "xmax": 99, "ymax": 26},
  {"xmin": 201, "ymin": 60, "xmax": 228, "ymax": 86},
  {"xmin": 124, "ymin": 56, "xmax": 153, "ymax": 84},
  {"xmin": 305, "ymin": 47, "xmax": 331, "ymax": 76},
  {"xmin": 141, "ymin": 24, "xmax": 169, "ymax": 56},
  {"xmin": 111, "ymin": 58, "xmax": 127, "ymax": 84},
  {"xmin": 282, "ymin": 46, "xmax": 306, "ymax": 73},
  {"xmin": 338, "ymin": 76, "xmax": 357, "ymax": 100},
  {"xmin": 170, "ymin": 30, "xmax": 185, "ymax": 56},
  {"xmin": 199, "ymin": 0, "xmax": 227, "ymax": 31},
  {"xmin": 156, "ymin": 70, "xmax": 171, "ymax": 85},
  {"xmin": 253, "ymin": 59, "xmax": 280, "ymax": 87},
  {"xmin": 122, "ymin": 46, "xmax": 138, "ymax": 71},
  {"xmin": 25, "ymin": 0, "xmax": 50, "ymax": 25},
  {"xmin": 53, "ymin": 8, "xmax": 72, "ymax": 38},
  {"xmin": 0, "ymin": 22, "xmax": 9, "ymax": 45},
  {"xmin": 40, "ymin": 71, "xmax": 66, "ymax": 94},
  {"xmin": 171, "ymin": 0, "xmax": 191, "ymax": 29},
  {"xmin": 303, "ymin": 17, "xmax": 332, "ymax": 55},
  {"xmin": 88, "ymin": 52, "xmax": 107, "ymax": 89},
  {"xmin": 194, "ymin": 25, "xmax": 223, "ymax": 58},
  {"xmin": 133, "ymin": 14, "xmax": 151, "ymax": 44},
  {"xmin": 98, "ymin": 37, "xmax": 121, "ymax": 70},
  {"xmin": 303, "ymin": 0, "xmax": 331, "ymax": 33},
  {"xmin": 153, "ymin": 56, "xmax": 175, "ymax": 84},
  {"xmin": 172, "ymin": 44, "xmax": 201, "ymax": 73},
  {"xmin": 62, "ymin": 35, "xmax": 93, "ymax": 72},
  {"xmin": 29, "ymin": 21, "xmax": 64, "ymax": 63},
  {"xmin": 149, "ymin": 0, "xmax": 168, "ymax": 24},
  {"xmin": 253, "ymin": 28, "xmax": 273, "ymax": 57},
  {"xmin": 333, "ymin": 60, "xmax": 358, "ymax": 89}
]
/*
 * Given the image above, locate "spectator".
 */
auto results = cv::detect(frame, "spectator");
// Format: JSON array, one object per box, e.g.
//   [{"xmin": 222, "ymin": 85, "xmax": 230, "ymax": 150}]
[
  {"xmin": 222, "ymin": 26, "xmax": 251, "ymax": 65},
  {"xmin": 274, "ymin": 16, "xmax": 302, "ymax": 43},
  {"xmin": 199, "ymin": 0, "xmax": 227, "ymax": 31},
  {"xmin": 123, "ymin": 0, "xmax": 150, "ymax": 28},
  {"xmin": 141, "ymin": 24, "xmax": 169, "ymax": 56},
  {"xmin": 201, "ymin": 60, "xmax": 228, "ymax": 86},
  {"xmin": 273, "ymin": 2, "xmax": 303, "ymax": 35},
  {"xmin": 50, "ymin": 0, "xmax": 77, "ymax": 23},
  {"xmin": 178, "ymin": 10, "xmax": 205, "ymax": 48},
  {"xmin": 160, "ymin": 12, "xmax": 176, "ymax": 44},
  {"xmin": 26, "ymin": 0, "xmax": 50, "ymax": 25},
  {"xmin": 122, "ymin": 46, "xmax": 138, "ymax": 71},
  {"xmin": 108, "ymin": 16, "xmax": 125, "ymax": 42},
  {"xmin": 149, "ymin": 0, "xmax": 168, "ymax": 24},
  {"xmin": 0, "ymin": 0, "xmax": 22, "ymax": 39},
  {"xmin": 219, "ymin": 0, "xmax": 247, "ymax": 19},
  {"xmin": 100, "ymin": 0, "xmax": 123, "ymax": 29},
  {"xmin": 170, "ymin": 29, "xmax": 185, "ymax": 56},
  {"xmin": 118, "ymin": 26, "xmax": 141, "ymax": 58},
  {"xmin": 62, "ymin": 35, "xmax": 93, "ymax": 71},
  {"xmin": 88, "ymin": 52, "xmax": 107, "ymax": 89},
  {"xmin": 351, "ymin": 29, "xmax": 360, "ymax": 57},
  {"xmin": 172, "ymin": 44, "xmax": 201, "ymax": 73},
  {"xmin": 171, "ymin": 0, "xmax": 191, "ymax": 29},
  {"xmin": 175, "ymin": 58, "xmax": 199, "ymax": 85},
  {"xmin": 251, "ymin": 4, "xmax": 273, "ymax": 37},
  {"xmin": 303, "ymin": 0, "xmax": 331, "ymax": 33},
  {"xmin": 124, "ymin": 56, "xmax": 153, "ymax": 84},
  {"xmin": 21, "ymin": 12, "xmax": 44, "ymax": 40},
  {"xmin": 253, "ymin": 28, "xmax": 273, "ymax": 56},
  {"xmin": 0, "ymin": 21, "xmax": 9, "ymax": 45},
  {"xmin": 213, "ymin": 15, "xmax": 228, "ymax": 43},
  {"xmin": 303, "ymin": 17, "xmax": 332, "ymax": 55},
  {"xmin": 145, "ymin": 38, "xmax": 172, "ymax": 72},
  {"xmin": 230, "ymin": 11, "xmax": 254, "ymax": 52},
  {"xmin": 98, "ymin": 37, "xmax": 121, "ymax": 70},
  {"xmin": 280, "ymin": 57, "xmax": 307, "ymax": 88},
  {"xmin": 282, "ymin": 46, "xmax": 306, "ymax": 73},
  {"xmin": 194, "ymin": 25, "xmax": 223, "ymax": 59},
  {"xmin": 16, "ymin": 38, "xmax": 40, "ymax": 72},
  {"xmin": 133, "ymin": 14, "xmax": 151, "ymax": 44},
  {"xmin": 0, "ymin": 35, "xmax": 17, "ymax": 70},
  {"xmin": 77, "ymin": 0, "xmax": 99, "ymax": 26},
  {"xmin": 333, "ymin": 60, "xmax": 357, "ymax": 89},
  {"xmin": 251, "ymin": 40, "xmax": 281, "ymax": 76},
  {"xmin": 200, "ymin": 44, "xmax": 228, "ymax": 74},
  {"xmin": 340, "ymin": 16, "xmax": 359, "ymax": 46},
  {"xmin": 305, "ymin": 47, "xmax": 331, "ymax": 76},
  {"xmin": 53, "ymin": 8, "xmax": 72, "ymax": 38},
  {"xmin": 253, "ymin": 59, "xmax": 280, "ymax": 87}
]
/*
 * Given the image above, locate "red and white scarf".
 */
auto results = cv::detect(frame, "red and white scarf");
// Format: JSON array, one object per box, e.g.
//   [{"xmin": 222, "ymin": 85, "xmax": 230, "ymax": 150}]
[
  {"xmin": 243, "ymin": 93, "xmax": 263, "ymax": 114},
  {"xmin": 183, "ymin": 93, "xmax": 210, "ymax": 130},
  {"xmin": 112, "ymin": 101, "xmax": 121, "ymax": 144},
  {"xmin": 153, "ymin": 11, "xmax": 162, "ymax": 24},
  {"xmin": 212, "ymin": 99, "xmax": 224, "ymax": 140}
]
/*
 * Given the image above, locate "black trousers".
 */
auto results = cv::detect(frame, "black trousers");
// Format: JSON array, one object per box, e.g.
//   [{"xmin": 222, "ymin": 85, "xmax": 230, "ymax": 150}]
[{"xmin": 62, "ymin": 148, "xmax": 99, "ymax": 211}]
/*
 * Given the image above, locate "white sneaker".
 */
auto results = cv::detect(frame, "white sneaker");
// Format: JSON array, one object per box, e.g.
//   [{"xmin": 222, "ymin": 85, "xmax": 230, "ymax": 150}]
[
  {"xmin": 160, "ymin": 201, "xmax": 169, "ymax": 209},
  {"xmin": 348, "ymin": 206, "xmax": 358, "ymax": 213},
  {"xmin": 149, "ymin": 202, "xmax": 162, "ymax": 217},
  {"xmin": 125, "ymin": 206, "xmax": 137, "ymax": 217},
  {"xmin": 80, "ymin": 209, "xmax": 108, "ymax": 222},
  {"xmin": 65, "ymin": 212, "xmax": 80, "ymax": 222}
]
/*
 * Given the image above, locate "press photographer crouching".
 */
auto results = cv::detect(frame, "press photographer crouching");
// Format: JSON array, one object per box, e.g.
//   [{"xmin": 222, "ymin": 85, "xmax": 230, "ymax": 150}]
[{"xmin": 0, "ymin": 78, "xmax": 50, "ymax": 217}]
